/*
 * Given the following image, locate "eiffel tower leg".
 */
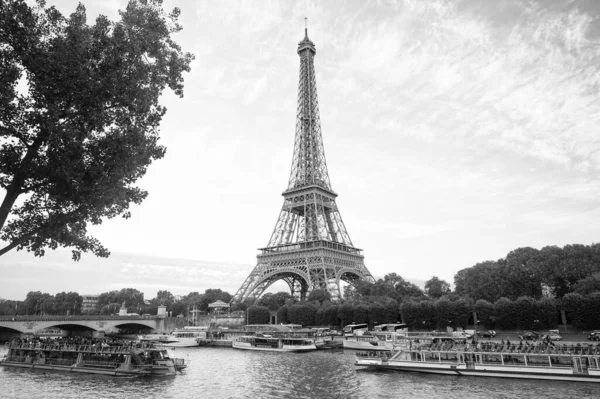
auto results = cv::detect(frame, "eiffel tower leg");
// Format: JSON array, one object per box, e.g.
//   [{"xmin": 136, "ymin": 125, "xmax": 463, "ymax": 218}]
[{"xmin": 282, "ymin": 276, "xmax": 308, "ymax": 301}]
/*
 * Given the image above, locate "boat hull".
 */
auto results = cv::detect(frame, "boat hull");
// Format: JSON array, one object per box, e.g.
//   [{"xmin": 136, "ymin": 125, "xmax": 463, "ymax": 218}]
[
  {"xmin": 232, "ymin": 341, "xmax": 317, "ymax": 352},
  {"xmin": 157, "ymin": 340, "xmax": 199, "ymax": 348},
  {"xmin": 356, "ymin": 359, "xmax": 600, "ymax": 383},
  {"xmin": 197, "ymin": 339, "xmax": 233, "ymax": 347},
  {"xmin": 0, "ymin": 361, "xmax": 147, "ymax": 377},
  {"xmin": 343, "ymin": 339, "xmax": 392, "ymax": 351}
]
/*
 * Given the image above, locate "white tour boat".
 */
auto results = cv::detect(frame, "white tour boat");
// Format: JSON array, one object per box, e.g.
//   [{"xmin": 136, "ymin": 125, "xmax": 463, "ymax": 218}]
[
  {"xmin": 142, "ymin": 326, "xmax": 208, "ymax": 348},
  {"xmin": 232, "ymin": 335, "xmax": 317, "ymax": 352},
  {"xmin": 355, "ymin": 334, "xmax": 600, "ymax": 383},
  {"xmin": 343, "ymin": 323, "xmax": 407, "ymax": 351}
]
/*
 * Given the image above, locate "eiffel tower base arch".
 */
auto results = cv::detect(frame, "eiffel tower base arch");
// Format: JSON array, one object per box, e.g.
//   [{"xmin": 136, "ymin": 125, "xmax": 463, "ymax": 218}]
[{"xmin": 232, "ymin": 241, "xmax": 374, "ymax": 304}]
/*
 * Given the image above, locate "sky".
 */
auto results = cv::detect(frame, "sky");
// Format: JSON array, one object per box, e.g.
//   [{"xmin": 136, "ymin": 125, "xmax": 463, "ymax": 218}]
[{"xmin": 2, "ymin": 0, "xmax": 600, "ymax": 301}]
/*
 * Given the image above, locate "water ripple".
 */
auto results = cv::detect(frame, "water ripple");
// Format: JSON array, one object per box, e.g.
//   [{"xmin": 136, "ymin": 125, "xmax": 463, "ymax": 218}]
[{"xmin": 1, "ymin": 347, "xmax": 600, "ymax": 398}]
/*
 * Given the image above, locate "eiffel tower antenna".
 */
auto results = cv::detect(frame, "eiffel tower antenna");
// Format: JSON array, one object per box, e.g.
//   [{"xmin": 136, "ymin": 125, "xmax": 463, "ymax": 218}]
[{"xmin": 231, "ymin": 25, "xmax": 375, "ymax": 304}]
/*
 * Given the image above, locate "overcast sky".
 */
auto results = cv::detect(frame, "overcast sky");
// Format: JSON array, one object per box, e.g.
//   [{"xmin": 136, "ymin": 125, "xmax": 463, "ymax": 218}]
[{"xmin": 2, "ymin": 0, "xmax": 600, "ymax": 301}]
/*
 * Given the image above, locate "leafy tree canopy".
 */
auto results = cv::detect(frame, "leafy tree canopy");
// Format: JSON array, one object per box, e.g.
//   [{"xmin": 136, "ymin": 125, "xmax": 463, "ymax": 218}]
[
  {"xmin": 0, "ymin": 0, "xmax": 193, "ymax": 259},
  {"xmin": 306, "ymin": 288, "xmax": 331, "ymax": 304},
  {"xmin": 257, "ymin": 291, "xmax": 292, "ymax": 311},
  {"xmin": 424, "ymin": 276, "xmax": 451, "ymax": 299}
]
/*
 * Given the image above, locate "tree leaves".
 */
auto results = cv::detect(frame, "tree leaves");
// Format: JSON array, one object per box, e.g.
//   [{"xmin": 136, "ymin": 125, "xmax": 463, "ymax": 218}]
[{"xmin": 0, "ymin": 0, "xmax": 193, "ymax": 259}]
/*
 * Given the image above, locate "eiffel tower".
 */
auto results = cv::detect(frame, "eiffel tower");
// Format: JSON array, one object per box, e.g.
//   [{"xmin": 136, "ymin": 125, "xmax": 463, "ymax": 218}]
[{"xmin": 231, "ymin": 25, "xmax": 374, "ymax": 304}]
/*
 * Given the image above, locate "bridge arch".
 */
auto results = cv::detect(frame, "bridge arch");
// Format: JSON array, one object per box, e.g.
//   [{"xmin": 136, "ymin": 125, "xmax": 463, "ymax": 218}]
[{"xmin": 0, "ymin": 317, "xmax": 162, "ymax": 336}]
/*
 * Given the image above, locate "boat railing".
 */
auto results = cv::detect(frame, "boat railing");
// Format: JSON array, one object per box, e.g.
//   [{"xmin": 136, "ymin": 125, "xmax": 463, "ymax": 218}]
[
  {"xmin": 4, "ymin": 342, "xmax": 138, "ymax": 354},
  {"xmin": 356, "ymin": 351, "xmax": 393, "ymax": 359},
  {"xmin": 5, "ymin": 356, "xmax": 27, "ymax": 362},
  {"xmin": 82, "ymin": 360, "xmax": 120, "ymax": 368},
  {"xmin": 411, "ymin": 341, "xmax": 600, "ymax": 357}
]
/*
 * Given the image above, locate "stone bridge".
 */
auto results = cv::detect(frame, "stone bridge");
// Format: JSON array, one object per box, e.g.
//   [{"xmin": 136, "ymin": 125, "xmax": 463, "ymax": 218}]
[{"xmin": 0, "ymin": 315, "xmax": 173, "ymax": 336}]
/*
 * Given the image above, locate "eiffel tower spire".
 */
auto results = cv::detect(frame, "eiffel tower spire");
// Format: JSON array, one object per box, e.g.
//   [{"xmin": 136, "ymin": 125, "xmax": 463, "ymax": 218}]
[{"xmin": 232, "ymin": 26, "xmax": 374, "ymax": 304}]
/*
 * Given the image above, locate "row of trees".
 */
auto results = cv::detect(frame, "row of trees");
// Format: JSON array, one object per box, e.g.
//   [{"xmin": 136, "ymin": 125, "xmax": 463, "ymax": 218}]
[
  {"xmin": 16, "ymin": 291, "xmax": 83, "ymax": 316},
  {"xmin": 247, "ymin": 290, "xmax": 402, "ymax": 328},
  {"xmin": 0, "ymin": 288, "xmax": 233, "ymax": 317},
  {"xmin": 248, "ymin": 291, "xmax": 600, "ymax": 331},
  {"xmin": 91, "ymin": 287, "xmax": 233, "ymax": 316},
  {"xmin": 454, "ymin": 244, "xmax": 600, "ymax": 302}
]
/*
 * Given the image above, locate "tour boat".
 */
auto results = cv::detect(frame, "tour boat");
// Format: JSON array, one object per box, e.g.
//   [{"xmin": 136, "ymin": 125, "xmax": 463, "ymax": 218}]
[
  {"xmin": 355, "ymin": 334, "xmax": 600, "ymax": 383},
  {"xmin": 343, "ymin": 323, "xmax": 407, "ymax": 351},
  {"xmin": 232, "ymin": 335, "xmax": 317, "ymax": 352},
  {"xmin": 196, "ymin": 329, "xmax": 237, "ymax": 347},
  {"xmin": 147, "ymin": 326, "xmax": 208, "ymax": 348},
  {"xmin": 138, "ymin": 334, "xmax": 177, "ymax": 345},
  {"xmin": 1, "ymin": 340, "xmax": 186, "ymax": 377}
]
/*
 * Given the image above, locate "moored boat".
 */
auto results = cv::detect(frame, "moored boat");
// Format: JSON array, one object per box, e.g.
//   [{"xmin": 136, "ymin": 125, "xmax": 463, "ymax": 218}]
[
  {"xmin": 355, "ymin": 334, "xmax": 600, "ymax": 383},
  {"xmin": 232, "ymin": 334, "xmax": 317, "ymax": 352},
  {"xmin": 138, "ymin": 334, "xmax": 176, "ymax": 345},
  {"xmin": 342, "ymin": 323, "xmax": 406, "ymax": 351},
  {"xmin": 143, "ymin": 326, "xmax": 208, "ymax": 348},
  {"xmin": 0, "ymin": 339, "xmax": 186, "ymax": 377}
]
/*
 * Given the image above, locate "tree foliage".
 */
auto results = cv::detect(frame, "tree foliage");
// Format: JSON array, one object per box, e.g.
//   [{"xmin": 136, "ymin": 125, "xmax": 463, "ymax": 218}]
[
  {"xmin": 22, "ymin": 290, "xmax": 81, "ymax": 315},
  {"xmin": 98, "ymin": 288, "xmax": 144, "ymax": 313},
  {"xmin": 573, "ymin": 272, "xmax": 600, "ymax": 296},
  {"xmin": 257, "ymin": 291, "xmax": 292, "ymax": 311},
  {"xmin": 306, "ymin": 288, "xmax": 331, "ymax": 304},
  {"xmin": 0, "ymin": 0, "xmax": 193, "ymax": 259},
  {"xmin": 288, "ymin": 303, "xmax": 317, "ymax": 327},
  {"xmin": 247, "ymin": 305, "xmax": 270, "ymax": 324},
  {"xmin": 424, "ymin": 276, "xmax": 451, "ymax": 299},
  {"xmin": 454, "ymin": 243, "xmax": 600, "ymax": 301}
]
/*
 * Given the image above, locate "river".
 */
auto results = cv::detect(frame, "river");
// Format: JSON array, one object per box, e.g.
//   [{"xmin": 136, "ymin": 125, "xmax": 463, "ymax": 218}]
[{"xmin": 1, "ymin": 347, "xmax": 599, "ymax": 398}]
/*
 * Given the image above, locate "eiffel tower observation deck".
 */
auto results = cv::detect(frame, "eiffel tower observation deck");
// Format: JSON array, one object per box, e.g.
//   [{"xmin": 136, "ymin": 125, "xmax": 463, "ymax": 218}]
[{"xmin": 231, "ymin": 25, "xmax": 374, "ymax": 303}]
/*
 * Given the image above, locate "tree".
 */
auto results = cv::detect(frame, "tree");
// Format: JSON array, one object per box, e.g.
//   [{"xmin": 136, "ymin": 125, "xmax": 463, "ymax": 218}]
[
  {"xmin": 338, "ymin": 302, "xmax": 354, "ymax": 327},
  {"xmin": 247, "ymin": 305, "xmax": 270, "ymax": 324},
  {"xmin": 352, "ymin": 304, "xmax": 369, "ymax": 325},
  {"xmin": 501, "ymin": 247, "xmax": 542, "ymax": 299},
  {"xmin": 54, "ymin": 291, "xmax": 82, "ymax": 315},
  {"xmin": 454, "ymin": 261, "xmax": 508, "ymax": 302},
  {"xmin": 97, "ymin": 288, "xmax": 144, "ymax": 312},
  {"xmin": 198, "ymin": 288, "xmax": 232, "ymax": 311},
  {"xmin": 493, "ymin": 297, "xmax": 516, "ymax": 329},
  {"xmin": 306, "ymin": 289, "xmax": 331, "ymax": 304},
  {"xmin": 0, "ymin": 0, "xmax": 193, "ymax": 259},
  {"xmin": 473, "ymin": 299, "xmax": 494, "ymax": 328},
  {"xmin": 23, "ymin": 291, "xmax": 49, "ymax": 315},
  {"xmin": 154, "ymin": 290, "xmax": 174, "ymax": 307},
  {"xmin": 424, "ymin": 276, "xmax": 451, "ymax": 299},
  {"xmin": 288, "ymin": 303, "xmax": 318, "ymax": 326},
  {"xmin": 514, "ymin": 296, "xmax": 540, "ymax": 330},
  {"xmin": 276, "ymin": 306, "xmax": 289, "ymax": 324},
  {"xmin": 257, "ymin": 291, "xmax": 292, "ymax": 311},
  {"xmin": 537, "ymin": 297, "xmax": 558, "ymax": 328},
  {"xmin": 573, "ymin": 272, "xmax": 600, "ymax": 296}
]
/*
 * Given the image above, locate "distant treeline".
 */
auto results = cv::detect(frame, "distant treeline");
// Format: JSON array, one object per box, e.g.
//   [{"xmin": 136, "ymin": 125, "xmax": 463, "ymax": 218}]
[
  {"xmin": 454, "ymin": 244, "xmax": 600, "ymax": 301},
  {"xmin": 0, "ymin": 288, "xmax": 233, "ymax": 317},
  {"xmin": 247, "ymin": 291, "xmax": 600, "ymax": 330}
]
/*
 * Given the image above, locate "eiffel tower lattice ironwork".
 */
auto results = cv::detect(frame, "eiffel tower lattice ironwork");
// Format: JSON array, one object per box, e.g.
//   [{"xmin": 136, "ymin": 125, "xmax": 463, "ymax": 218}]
[{"xmin": 231, "ymin": 26, "xmax": 374, "ymax": 303}]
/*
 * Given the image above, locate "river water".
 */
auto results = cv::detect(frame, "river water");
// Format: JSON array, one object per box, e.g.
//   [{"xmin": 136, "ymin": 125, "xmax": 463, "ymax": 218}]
[{"xmin": 1, "ymin": 346, "xmax": 599, "ymax": 398}]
